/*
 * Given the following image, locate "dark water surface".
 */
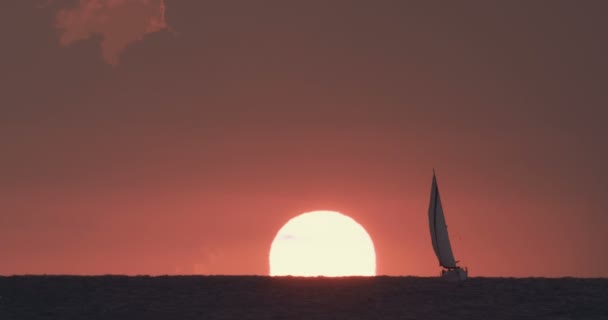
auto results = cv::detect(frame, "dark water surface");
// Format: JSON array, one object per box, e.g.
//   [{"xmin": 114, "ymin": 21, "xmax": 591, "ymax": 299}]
[{"xmin": 1, "ymin": 276, "xmax": 606, "ymax": 319}]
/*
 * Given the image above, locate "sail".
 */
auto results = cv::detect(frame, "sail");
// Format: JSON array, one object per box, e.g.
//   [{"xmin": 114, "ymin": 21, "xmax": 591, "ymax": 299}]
[{"xmin": 428, "ymin": 172, "xmax": 457, "ymax": 268}]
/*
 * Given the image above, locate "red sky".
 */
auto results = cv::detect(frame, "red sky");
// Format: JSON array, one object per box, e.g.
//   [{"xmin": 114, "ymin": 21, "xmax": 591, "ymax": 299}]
[{"xmin": 1, "ymin": 0, "xmax": 607, "ymax": 277}]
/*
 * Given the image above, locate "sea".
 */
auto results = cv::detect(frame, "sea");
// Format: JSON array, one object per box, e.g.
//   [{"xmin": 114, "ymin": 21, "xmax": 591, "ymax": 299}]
[{"xmin": 1, "ymin": 276, "xmax": 607, "ymax": 319}]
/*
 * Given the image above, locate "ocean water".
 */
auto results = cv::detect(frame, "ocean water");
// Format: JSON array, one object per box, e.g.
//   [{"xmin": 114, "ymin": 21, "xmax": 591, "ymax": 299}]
[{"xmin": 1, "ymin": 276, "xmax": 606, "ymax": 319}]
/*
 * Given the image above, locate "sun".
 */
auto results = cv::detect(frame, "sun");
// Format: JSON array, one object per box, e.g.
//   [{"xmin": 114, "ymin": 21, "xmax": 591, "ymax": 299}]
[{"xmin": 269, "ymin": 210, "xmax": 376, "ymax": 277}]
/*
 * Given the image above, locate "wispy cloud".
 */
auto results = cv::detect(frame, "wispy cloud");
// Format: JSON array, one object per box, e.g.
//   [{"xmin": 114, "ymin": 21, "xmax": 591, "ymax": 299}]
[
  {"xmin": 278, "ymin": 234, "xmax": 296, "ymax": 240},
  {"xmin": 55, "ymin": 0, "xmax": 168, "ymax": 65}
]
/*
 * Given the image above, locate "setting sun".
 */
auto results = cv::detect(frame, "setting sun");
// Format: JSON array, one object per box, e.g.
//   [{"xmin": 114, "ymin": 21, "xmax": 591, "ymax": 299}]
[{"xmin": 269, "ymin": 210, "xmax": 376, "ymax": 277}]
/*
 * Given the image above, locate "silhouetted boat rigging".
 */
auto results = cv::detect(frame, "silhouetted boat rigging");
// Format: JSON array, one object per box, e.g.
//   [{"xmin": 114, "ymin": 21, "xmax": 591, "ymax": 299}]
[{"xmin": 428, "ymin": 170, "xmax": 468, "ymax": 281}]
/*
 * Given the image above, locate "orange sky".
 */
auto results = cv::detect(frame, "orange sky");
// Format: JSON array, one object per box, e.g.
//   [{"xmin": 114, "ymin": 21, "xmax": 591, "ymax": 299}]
[{"xmin": 1, "ymin": 1, "xmax": 607, "ymax": 277}]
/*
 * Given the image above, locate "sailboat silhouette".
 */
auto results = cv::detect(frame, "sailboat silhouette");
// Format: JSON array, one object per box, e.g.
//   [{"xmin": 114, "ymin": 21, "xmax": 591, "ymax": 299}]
[{"xmin": 428, "ymin": 170, "xmax": 468, "ymax": 281}]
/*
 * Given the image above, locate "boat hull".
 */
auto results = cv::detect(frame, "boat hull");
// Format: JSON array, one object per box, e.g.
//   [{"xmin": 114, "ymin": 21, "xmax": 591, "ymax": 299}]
[{"xmin": 441, "ymin": 267, "xmax": 467, "ymax": 282}]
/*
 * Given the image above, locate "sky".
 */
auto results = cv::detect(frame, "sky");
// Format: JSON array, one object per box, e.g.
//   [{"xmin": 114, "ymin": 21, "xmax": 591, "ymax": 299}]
[{"xmin": 1, "ymin": 0, "xmax": 607, "ymax": 277}]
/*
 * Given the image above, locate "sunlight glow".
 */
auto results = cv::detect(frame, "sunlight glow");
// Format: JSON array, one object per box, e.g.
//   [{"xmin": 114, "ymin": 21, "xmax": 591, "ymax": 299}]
[{"xmin": 269, "ymin": 210, "xmax": 376, "ymax": 277}]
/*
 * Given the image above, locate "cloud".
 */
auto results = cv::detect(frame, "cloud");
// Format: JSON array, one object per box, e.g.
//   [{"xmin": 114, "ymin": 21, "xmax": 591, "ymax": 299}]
[
  {"xmin": 190, "ymin": 247, "xmax": 219, "ymax": 274},
  {"xmin": 55, "ymin": 0, "xmax": 168, "ymax": 65},
  {"xmin": 278, "ymin": 234, "xmax": 295, "ymax": 240}
]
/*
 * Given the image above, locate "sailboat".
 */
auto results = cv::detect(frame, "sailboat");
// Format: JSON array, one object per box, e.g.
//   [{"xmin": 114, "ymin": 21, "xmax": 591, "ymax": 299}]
[{"xmin": 428, "ymin": 170, "xmax": 468, "ymax": 281}]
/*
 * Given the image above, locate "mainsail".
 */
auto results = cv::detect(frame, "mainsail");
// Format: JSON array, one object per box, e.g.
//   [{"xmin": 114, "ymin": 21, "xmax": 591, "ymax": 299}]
[{"xmin": 428, "ymin": 171, "xmax": 457, "ymax": 268}]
